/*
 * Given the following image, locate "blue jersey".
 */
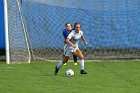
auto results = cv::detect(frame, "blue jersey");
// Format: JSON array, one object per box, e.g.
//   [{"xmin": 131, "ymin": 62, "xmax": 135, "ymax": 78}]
[{"xmin": 63, "ymin": 29, "xmax": 70, "ymax": 43}]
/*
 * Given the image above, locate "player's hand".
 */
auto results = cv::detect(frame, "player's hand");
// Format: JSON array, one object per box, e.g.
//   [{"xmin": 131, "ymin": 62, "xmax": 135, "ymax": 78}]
[
  {"xmin": 85, "ymin": 41, "xmax": 88, "ymax": 45},
  {"xmin": 72, "ymin": 45, "xmax": 76, "ymax": 48}
]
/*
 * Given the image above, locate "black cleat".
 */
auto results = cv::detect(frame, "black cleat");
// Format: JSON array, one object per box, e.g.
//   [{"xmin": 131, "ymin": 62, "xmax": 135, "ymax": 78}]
[
  {"xmin": 54, "ymin": 66, "xmax": 59, "ymax": 75},
  {"xmin": 80, "ymin": 70, "xmax": 87, "ymax": 74}
]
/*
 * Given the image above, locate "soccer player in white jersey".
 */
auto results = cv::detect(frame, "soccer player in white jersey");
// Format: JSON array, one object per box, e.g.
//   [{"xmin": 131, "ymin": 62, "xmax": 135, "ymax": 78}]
[
  {"xmin": 63, "ymin": 22, "xmax": 78, "ymax": 65},
  {"xmin": 54, "ymin": 22, "xmax": 88, "ymax": 75}
]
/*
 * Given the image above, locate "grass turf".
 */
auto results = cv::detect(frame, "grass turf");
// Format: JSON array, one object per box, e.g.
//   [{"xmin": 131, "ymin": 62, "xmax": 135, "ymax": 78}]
[{"xmin": 0, "ymin": 60, "xmax": 140, "ymax": 93}]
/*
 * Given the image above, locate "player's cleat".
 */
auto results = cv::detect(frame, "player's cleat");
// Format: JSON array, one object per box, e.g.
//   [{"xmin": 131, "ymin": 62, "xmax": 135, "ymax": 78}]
[
  {"xmin": 80, "ymin": 70, "xmax": 87, "ymax": 74},
  {"xmin": 54, "ymin": 66, "xmax": 59, "ymax": 75},
  {"xmin": 64, "ymin": 63, "xmax": 67, "ymax": 65},
  {"xmin": 74, "ymin": 62, "xmax": 77, "ymax": 65}
]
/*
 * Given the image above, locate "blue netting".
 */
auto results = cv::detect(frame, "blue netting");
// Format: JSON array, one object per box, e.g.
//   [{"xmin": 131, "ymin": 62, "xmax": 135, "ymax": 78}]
[
  {"xmin": 7, "ymin": 0, "xmax": 140, "ymax": 61},
  {"xmin": 22, "ymin": 0, "xmax": 140, "ymax": 49}
]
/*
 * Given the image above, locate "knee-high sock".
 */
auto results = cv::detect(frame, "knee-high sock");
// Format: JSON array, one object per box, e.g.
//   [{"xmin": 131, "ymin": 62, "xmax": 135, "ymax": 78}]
[
  {"xmin": 73, "ymin": 54, "xmax": 77, "ymax": 62},
  {"xmin": 79, "ymin": 59, "xmax": 84, "ymax": 70},
  {"xmin": 57, "ymin": 61, "xmax": 64, "ymax": 69}
]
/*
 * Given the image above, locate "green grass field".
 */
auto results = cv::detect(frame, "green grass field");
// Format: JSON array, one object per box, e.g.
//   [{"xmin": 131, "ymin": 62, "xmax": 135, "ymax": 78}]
[{"xmin": 0, "ymin": 60, "xmax": 140, "ymax": 93}]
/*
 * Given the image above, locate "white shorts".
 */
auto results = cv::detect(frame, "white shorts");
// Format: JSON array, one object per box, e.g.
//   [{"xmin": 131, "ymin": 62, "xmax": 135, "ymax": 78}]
[{"xmin": 63, "ymin": 44, "xmax": 78, "ymax": 56}]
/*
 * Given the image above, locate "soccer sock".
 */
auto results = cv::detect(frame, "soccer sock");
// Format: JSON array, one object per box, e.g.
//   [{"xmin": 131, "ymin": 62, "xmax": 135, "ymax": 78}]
[
  {"xmin": 57, "ymin": 61, "xmax": 64, "ymax": 69},
  {"xmin": 73, "ymin": 54, "xmax": 77, "ymax": 62},
  {"xmin": 79, "ymin": 59, "xmax": 84, "ymax": 70}
]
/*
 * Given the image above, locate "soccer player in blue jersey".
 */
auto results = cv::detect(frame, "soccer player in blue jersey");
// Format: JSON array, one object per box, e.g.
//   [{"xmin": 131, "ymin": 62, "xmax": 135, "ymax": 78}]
[
  {"xmin": 63, "ymin": 22, "xmax": 78, "ymax": 65},
  {"xmin": 54, "ymin": 22, "xmax": 88, "ymax": 75}
]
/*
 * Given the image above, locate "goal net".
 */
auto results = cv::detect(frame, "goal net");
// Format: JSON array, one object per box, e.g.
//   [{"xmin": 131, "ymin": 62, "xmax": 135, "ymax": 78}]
[{"xmin": 5, "ymin": 0, "xmax": 140, "ymax": 63}]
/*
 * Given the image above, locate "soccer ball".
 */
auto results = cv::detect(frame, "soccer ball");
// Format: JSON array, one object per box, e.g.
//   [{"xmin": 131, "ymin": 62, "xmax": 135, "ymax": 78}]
[{"xmin": 65, "ymin": 69, "xmax": 74, "ymax": 76}]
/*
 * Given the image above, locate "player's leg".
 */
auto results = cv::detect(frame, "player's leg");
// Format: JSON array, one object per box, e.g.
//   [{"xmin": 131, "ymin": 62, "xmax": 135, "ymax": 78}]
[
  {"xmin": 74, "ymin": 48, "xmax": 87, "ymax": 74},
  {"xmin": 73, "ymin": 54, "xmax": 78, "ymax": 65},
  {"xmin": 54, "ymin": 46, "xmax": 70, "ymax": 75},
  {"xmin": 63, "ymin": 55, "xmax": 67, "ymax": 65},
  {"xmin": 57, "ymin": 56, "xmax": 69, "ymax": 69},
  {"xmin": 54, "ymin": 56, "xmax": 69, "ymax": 75},
  {"xmin": 63, "ymin": 44, "xmax": 67, "ymax": 65}
]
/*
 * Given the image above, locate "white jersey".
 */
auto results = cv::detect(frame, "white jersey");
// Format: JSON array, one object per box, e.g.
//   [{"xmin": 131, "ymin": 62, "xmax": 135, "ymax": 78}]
[
  {"xmin": 67, "ymin": 30, "xmax": 83, "ymax": 46},
  {"xmin": 64, "ymin": 30, "xmax": 83, "ymax": 56}
]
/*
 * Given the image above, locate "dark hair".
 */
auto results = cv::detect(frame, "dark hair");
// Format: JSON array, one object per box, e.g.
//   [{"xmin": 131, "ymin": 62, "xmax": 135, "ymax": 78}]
[
  {"xmin": 65, "ymin": 22, "xmax": 72, "ymax": 27},
  {"xmin": 74, "ymin": 22, "xmax": 81, "ymax": 28}
]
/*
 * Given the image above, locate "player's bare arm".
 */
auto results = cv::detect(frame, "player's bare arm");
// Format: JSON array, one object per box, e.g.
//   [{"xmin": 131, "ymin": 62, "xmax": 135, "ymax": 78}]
[
  {"xmin": 81, "ymin": 35, "xmax": 88, "ymax": 45},
  {"xmin": 66, "ymin": 38, "xmax": 76, "ymax": 48}
]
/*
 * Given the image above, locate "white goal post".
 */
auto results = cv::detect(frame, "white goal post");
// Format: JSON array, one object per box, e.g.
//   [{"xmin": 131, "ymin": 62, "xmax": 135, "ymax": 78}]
[
  {"xmin": 4, "ymin": 0, "xmax": 10, "ymax": 64},
  {"xmin": 4, "ymin": 0, "xmax": 31, "ymax": 64}
]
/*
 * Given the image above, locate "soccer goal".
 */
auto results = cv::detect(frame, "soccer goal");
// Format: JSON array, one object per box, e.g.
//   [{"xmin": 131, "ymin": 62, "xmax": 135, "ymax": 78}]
[{"xmin": 4, "ymin": 0, "xmax": 140, "ymax": 64}]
